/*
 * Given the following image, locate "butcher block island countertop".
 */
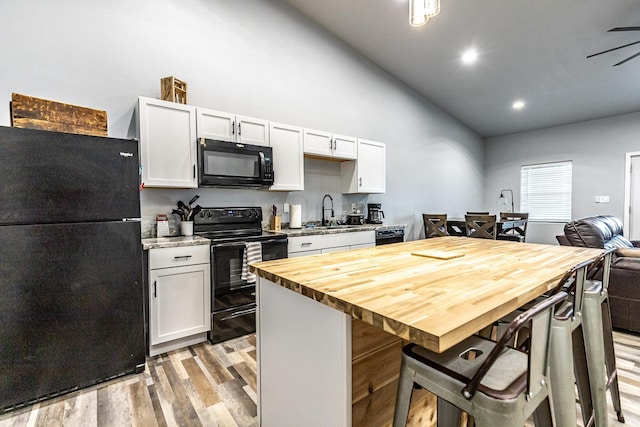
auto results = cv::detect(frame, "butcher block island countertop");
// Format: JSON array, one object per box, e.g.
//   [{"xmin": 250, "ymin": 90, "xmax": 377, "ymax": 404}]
[{"xmin": 251, "ymin": 236, "xmax": 602, "ymax": 353}]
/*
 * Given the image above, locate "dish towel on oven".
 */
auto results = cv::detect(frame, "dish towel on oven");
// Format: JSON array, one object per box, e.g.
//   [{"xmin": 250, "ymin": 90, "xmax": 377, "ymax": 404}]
[{"xmin": 241, "ymin": 242, "xmax": 262, "ymax": 284}]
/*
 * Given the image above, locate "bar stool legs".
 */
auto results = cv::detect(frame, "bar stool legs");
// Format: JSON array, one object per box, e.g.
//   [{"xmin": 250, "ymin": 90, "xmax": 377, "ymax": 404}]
[
  {"xmin": 582, "ymin": 284, "xmax": 625, "ymax": 424},
  {"xmin": 549, "ymin": 308, "xmax": 579, "ymax": 427}
]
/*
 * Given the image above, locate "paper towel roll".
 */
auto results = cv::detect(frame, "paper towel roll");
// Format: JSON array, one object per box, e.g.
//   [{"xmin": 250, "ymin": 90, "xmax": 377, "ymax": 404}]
[{"xmin": 290, "ymin": 204, "xmax": 302, "ymax": 229}]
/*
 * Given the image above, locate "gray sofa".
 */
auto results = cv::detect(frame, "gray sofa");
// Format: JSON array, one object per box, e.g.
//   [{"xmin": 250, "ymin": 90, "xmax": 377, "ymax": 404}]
[{"xmin": 562, "ymin": 215, "xmax": 640, "ymax": 333}]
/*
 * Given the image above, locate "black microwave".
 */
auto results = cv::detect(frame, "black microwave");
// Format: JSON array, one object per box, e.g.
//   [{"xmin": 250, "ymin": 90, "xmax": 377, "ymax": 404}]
[{"xmin": 198, "ymin": 138, "xmax": 274, "ymax": 188}]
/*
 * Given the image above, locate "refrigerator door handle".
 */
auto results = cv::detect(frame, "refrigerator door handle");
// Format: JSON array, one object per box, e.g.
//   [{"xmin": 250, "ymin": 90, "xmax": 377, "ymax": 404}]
[{"xmin": 153, "ymin": 281, "xmax": 157, "ymax": 298}]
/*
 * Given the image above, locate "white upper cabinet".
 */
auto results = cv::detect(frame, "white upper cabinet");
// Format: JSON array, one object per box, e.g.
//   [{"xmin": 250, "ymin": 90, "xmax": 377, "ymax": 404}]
[
  {"xmin": 196, "ymin": 107, "xmax": 269, "ymax": 147},
  {"xmin": 137, "ymin": 96, "xmax": 197, "ymax": 188},
  {"xmin": 332, "ymin": 134, "xmax": 358, "ymax": 159},
  {"xmin": 303, "ymin": 128, "xmax": 357, "ymax": 160},
  {"xmin": 342, "ymin": 139, "xmax": 386, "ymax": 194},
  {"xmin": 269, "ymin": 122, "xmax": 304, "ymax": 191}
]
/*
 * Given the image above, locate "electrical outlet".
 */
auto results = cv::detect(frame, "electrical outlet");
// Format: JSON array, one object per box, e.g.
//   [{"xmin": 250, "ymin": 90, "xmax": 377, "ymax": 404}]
[
  {"xmin": 594, "ymin": 196, "xmax": 610, "ymax": 203},
  {"xmin": 283, "ymin": 203, "xmax": 290, "ymax": 213}
]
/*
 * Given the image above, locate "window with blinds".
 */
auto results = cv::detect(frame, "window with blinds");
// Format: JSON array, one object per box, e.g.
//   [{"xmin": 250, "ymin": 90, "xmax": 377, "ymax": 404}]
[{"xmin": 520, "ymin": 161, "xmax": 572, "ymax": 222}]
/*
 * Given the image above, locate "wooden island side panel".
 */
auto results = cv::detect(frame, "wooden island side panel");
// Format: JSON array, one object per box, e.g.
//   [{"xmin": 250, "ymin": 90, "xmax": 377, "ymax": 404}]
[{"xmin": 351, "ymin": 319, "xmax": 435, "ymax": 427}]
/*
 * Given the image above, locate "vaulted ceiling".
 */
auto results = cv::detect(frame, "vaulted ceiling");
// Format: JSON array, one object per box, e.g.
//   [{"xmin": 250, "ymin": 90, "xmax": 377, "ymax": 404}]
[{"xmin": 282, "ymin": 0, "xmax": 640, "ymax": 137}]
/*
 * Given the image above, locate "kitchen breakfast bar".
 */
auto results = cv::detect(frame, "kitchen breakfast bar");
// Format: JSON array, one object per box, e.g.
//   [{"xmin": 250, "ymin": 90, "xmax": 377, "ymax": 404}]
[{"xmin": 250, "ymin": 237, "xmax": 603, "ymax": 426}]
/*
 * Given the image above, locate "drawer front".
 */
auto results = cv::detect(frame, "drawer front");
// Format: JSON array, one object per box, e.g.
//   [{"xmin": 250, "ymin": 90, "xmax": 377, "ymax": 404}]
[
  {"xmin": 149, "ymin": 245, "xmax": 210, "ymax": 269},
  {"xmin": 288, "ymin": 234, "xmax": 323, "ymax": 253},
  {"xmin": 288, "ymin": 231, "xmax": 375, "ymax": 253}
]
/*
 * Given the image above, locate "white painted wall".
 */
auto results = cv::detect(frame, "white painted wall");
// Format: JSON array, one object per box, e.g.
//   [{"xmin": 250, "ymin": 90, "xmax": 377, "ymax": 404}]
[
  {"xmin": 0, "ymin": 0, "xmax": 483, "ymax": 240},
  {"xmin": 485, "ymin": 111, "xmax": 640, "ymax": 244}
]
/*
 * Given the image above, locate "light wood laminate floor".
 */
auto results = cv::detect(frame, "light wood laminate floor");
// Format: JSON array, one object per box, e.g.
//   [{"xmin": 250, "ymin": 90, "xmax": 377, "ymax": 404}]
[{"xmin": 1, "ymin": 331, "xmax": 639, "ymax": 426}]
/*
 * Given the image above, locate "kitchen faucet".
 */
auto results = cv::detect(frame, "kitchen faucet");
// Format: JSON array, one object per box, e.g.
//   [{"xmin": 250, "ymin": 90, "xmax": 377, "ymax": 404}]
[{"xmin": 321, "ymin": 194, "xmax": 334, "ymax": 226}]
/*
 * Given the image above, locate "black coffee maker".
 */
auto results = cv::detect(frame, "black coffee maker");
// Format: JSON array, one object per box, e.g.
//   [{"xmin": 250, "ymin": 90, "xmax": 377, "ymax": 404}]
[{"xmin": 367, "ymin": 203, "xmax": 384, "ymax": 224}]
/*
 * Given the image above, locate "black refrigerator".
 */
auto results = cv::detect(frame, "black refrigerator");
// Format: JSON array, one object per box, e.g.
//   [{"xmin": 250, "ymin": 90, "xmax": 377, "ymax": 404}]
[{"xmin": 0, "ymin": 126, "xmax": 145, "ymax": 411}]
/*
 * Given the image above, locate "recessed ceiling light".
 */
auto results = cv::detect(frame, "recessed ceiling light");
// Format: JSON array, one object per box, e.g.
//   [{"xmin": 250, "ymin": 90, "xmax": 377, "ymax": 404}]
[
  {"xmin": 512, "ymin": 100, "xmax": 526, "ymax": 110},
  {"xmin": 461, "ymin": 49, "xmax": 478, "ymax": 65}
]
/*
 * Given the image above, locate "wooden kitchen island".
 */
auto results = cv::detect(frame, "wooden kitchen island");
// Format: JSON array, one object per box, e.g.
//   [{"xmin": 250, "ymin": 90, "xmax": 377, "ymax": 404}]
[{"xmin": 250, "ymin": 237, "xmax": 603, "ymax": 427}]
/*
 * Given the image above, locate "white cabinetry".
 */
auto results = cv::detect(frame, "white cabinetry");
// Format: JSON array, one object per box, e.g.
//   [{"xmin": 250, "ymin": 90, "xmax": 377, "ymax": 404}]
[
  {"xmin": 196, "ymin": 107, "xmax": 269, "ymax": 147},
  {"xmin": 269, "ymin": 122, "xmax": 304, "ymax": 191},
  {"xmin": 342, "ymin": 139, "xmax": 386, "ymax": 194},
  {"xmin": 137, "ymin": 96, "xmax": 197, "ymax": 188},
  {"xmin": 303, "ymin": 129, "xmax": 357, "ymax": 160},
  {"xmin": 288, "ymin": 231, "xmax": 375, "ymax": 258},
  {"xmin": 148, "ymin": 245, "xmax": 211, "ymax": 356}
]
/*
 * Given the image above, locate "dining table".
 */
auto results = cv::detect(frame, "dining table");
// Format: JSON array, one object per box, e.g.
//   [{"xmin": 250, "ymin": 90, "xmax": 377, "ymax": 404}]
[
  {"xmin": 446, "ymin": 217, "xmax": 527, "ymax": 237},
  {"xmin": 251, "ymin": 236, "xmax": 603, "ymax": 426}
]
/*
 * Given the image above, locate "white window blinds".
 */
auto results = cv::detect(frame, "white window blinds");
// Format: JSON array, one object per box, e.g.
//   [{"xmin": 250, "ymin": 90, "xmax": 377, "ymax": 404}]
[{"xmin": 521, "ymin": 161, "xmax": 572, "ymax": 222}]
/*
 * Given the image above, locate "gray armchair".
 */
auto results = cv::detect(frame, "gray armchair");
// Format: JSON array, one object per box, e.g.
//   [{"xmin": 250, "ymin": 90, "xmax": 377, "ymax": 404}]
[{"xmin": 563, "ymin": 215, "xmax": 640, "ymax": 333}]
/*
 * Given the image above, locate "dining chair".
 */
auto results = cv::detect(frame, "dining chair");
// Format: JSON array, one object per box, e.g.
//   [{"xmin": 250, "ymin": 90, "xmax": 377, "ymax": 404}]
[
  {"xmin": 496, "ymin": 212, "xmax": 528, "ymax": 242},
  {"xmin": 422, "ymin": 213, "xmax": 448, "ymax": 238},
  {"xmin": 464, "ymin": 214, "xmax": 497, "ymax": 239},
  {"xmin": 393, "ymin": 291, "xmax": 569, "ymax": 427}
]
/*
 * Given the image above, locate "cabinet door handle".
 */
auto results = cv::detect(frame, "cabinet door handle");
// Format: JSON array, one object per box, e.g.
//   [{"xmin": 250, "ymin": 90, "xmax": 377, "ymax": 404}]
[
  {"xmin": 329, "ymin": 139, "xmax": 333, "ymax": 150},
  {"xmin": 333, "ymin": 139, "xmax": 337, "ymax": 150},
  {"xmin": 193, "ymin": 164, "xmax": 196, "ymax": 179},
  {"xmin": 232, "ymin": 121, "xmax": 235, "ymax": 135},
  {"xmin": 238, "ymin": 122, "xmax": 241, "ymax": 136},
  {"xmin": 301, "ymin": 242, "xmax": 313, "ymax": 247},
  {"xmin": 153, "ymin": 281, "xmax": 157, "ymax": 298},
  {"xmin": 174, "ymin": 255, "xmax": 193, "ymax": 260},
  {"xmin": 359, "ymin": 177, "xmax": 362, "ymax": 187}
]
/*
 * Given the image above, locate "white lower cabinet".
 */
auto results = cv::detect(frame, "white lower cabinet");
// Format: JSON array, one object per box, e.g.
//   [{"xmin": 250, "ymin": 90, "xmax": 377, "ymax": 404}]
[
  {"xmin": 288, "ymin": 231, "xmax": 375, "ymax": 258},
  {"xmin": 148, "ymin": 245, "xmax": 211, "ymax": 356}
]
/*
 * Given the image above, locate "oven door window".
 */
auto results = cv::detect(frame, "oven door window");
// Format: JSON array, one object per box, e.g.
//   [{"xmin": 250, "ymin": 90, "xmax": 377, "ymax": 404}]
[
  {"xmin": 261, "ymin": 239, "xmax": 288, "ymax": 261},
  {"xmin": 212, "ymin": 244, "xmax": 254, "ymax": 310}
]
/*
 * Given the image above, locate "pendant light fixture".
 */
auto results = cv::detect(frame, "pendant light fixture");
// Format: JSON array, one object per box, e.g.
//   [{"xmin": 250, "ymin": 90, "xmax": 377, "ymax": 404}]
[{"xmin": 409, "ymin": 0, "xmax": 441, "ymax": 27}]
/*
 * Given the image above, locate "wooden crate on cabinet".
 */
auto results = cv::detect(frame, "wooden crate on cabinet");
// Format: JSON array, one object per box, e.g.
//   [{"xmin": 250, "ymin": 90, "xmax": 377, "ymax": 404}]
[{"xmin": 161, "ymin": 76, "xmax": 188, "ymax": 104}]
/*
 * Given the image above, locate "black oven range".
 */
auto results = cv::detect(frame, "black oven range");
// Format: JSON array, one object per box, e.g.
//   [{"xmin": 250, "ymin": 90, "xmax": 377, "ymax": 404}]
[{"xmin": 194, "ymin": 207, "xmax": 287, "ymax": 344}]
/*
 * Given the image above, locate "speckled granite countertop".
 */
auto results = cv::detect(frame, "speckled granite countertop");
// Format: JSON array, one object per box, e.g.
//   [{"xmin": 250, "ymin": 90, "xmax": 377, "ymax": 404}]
[
  {"xmin": 141, "ymin": 224, "xmax": 406, "ymax": 249},
  {"xmin": 142, "ymin": 236, "xmax": 211, "ymax": 250},
  {"xmin": 276, "ymin": 224, "xmax": 406, "ymax": 237}
]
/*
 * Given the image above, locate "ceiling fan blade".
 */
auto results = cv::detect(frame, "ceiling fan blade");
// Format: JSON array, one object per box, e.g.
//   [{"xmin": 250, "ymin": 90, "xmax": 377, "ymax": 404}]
[
  {"xmin": 587, "ymin": 40, "xmax": 640, "ymax": 58},
  {"xmin": 613, "ymin": 50, "xmax": 640, "ymax": 66},
  {"xmin": 609, "ymin": 27, "xmax": 640, "ymax": 32}
]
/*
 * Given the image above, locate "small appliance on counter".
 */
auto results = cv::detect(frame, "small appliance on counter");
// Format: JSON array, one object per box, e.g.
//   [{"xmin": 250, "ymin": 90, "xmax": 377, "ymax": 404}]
[
  {"xmin": 367, "ymin": 203, "xmax": 385, "ymax": 224},
  {"xmin": 346, "ymin": 213, "xmax": 365, "ymax": 225}
]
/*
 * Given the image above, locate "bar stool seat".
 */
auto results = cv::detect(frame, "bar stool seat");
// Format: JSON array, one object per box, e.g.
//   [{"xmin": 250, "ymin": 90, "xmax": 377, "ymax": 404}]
[{"xmin": 393, "ymin": 292, "xmax": 568, "ymax": 427}]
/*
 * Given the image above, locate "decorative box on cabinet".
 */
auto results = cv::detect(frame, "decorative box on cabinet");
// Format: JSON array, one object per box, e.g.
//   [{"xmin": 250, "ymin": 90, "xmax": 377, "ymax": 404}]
[
  {"xmin": 269, "ymin": 122, "xmax": 304, "ymax": 191},
  {"xmin": 148, "ymin": 245, "xmax": 211, "ymax": 356},
  {"xmin": 303, "ymin": 128, "xmax": 357, "ymax": 160},
  {"xmin": 137, "ymin": 96, "xmax": 197, "ymax": 188},
  {"xmin": 342, "ymin": 139, "xmax": 386, "ymax": 194},
  {"xmin": 196, "ymin": 107, "xmax": 269, "ymax": 147}
]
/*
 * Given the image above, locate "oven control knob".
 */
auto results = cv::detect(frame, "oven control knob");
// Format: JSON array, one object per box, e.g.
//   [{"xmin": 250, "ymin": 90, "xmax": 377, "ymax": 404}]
[{"xmin": 207, "ymin": 211, "xmax": 213, "ymax": 218}]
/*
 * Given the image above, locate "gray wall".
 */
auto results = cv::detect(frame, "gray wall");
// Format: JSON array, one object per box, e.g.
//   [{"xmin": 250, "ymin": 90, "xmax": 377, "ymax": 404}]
[
  {"xmin": 0, "ymin": 0, "xmax": 484, "ymax": 240},
  {"xmin": 484, "ymin": 111, "xmax": 640, "ymax": 244}
]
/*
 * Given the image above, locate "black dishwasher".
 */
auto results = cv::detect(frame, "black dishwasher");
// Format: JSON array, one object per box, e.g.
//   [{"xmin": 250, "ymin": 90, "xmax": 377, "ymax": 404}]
[{"xmin": 375, "ymin": 227, "xmax": 405, "ymax": 245}]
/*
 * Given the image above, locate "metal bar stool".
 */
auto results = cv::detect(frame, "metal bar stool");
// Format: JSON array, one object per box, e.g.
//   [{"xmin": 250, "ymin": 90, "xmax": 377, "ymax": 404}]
[
  {"xmin": 548, "ymin": 260, "xmax": 596, "ymax": 427},
  {"xmin": 393, "ymin": 291, "xmax": 569, "ymax": 427},
  {"xmin": 492, "ymin": 261, "xmax": 596, "ymax": 427},
  {"xmin": 582, "ymin": 249, "xmax": 625, "ymax": 425}
]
